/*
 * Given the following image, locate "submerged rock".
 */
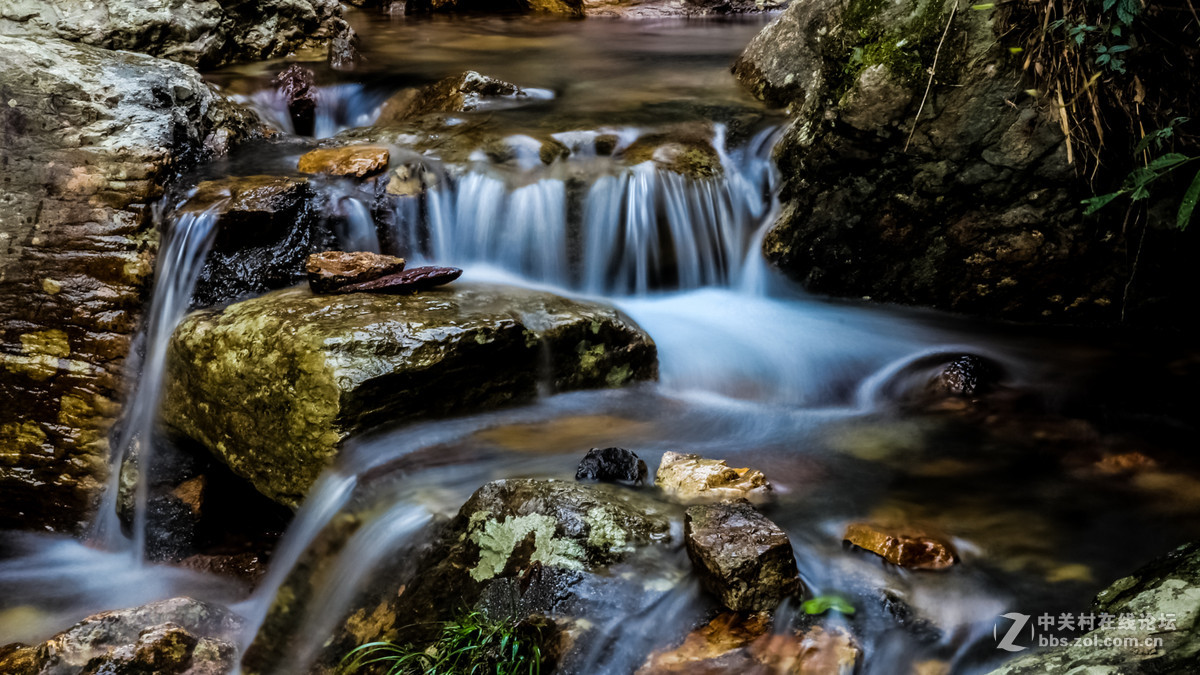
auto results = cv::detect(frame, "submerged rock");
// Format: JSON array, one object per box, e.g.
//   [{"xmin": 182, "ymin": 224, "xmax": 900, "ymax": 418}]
[
  {"xmin": 0, "ymin": 35, "xmax": 259, "ymax": 533},
  {"xmin": 272, "ymin": 65, "xmax": 318, "ymax": 136},
  {"xmin": 988, "ymin": 541, "xmax": 1200, "ymax": 674},
  {"xmin": 620, "ymin": 125, "xmax": 723, "ymax": 179},
  {"xmin": 843, "ymin": 522, "xmax": 956, "ymax": 570},
  {"xmin": 162, "ymin": 284, "xmax": 657, "ymax": 505},
  {"xmin": 638, "ymin": 614, "xmax": 859, "ymax": 675},
  {"xmin": 655, "ymin": 452, "xmax": 773, "ymax": 504},
  {"xmin": 305, "ymin": 250, "xmax": 407, "ymax": 294},
  {"xmin": 0, "ymin": 0, "xmax": 344, "ymax": 68},
  {"xmin": 685, "ymin": 501, "xmax": 802, "ymax": 611},
  {"xmin": 0, "ymin": 597, "xmax": 241, "ymax": 675},
  {"xmin": 576, "ymin": 447, "xmax": 648, "ymax": 484},
  {"xmin": 297, "ymin": 145, "xmax": 391, "ymax": 178},
  {"xmin": 331, "ymin": 265, "xmax": 463, "ymax": 294}
]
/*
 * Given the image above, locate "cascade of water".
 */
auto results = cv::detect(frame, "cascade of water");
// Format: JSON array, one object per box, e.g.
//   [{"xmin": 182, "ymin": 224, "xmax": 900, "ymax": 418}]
[
  {"xmin": 242, "ymin": 84, "xmax": 385, "ymax": 140},
  {"xmin": 384, "ymin": 125, "xmax": 780, "ymax": 295},
  {"xmin": 87, "ymin": 201, "xmax": 227, "ymax": 556}
]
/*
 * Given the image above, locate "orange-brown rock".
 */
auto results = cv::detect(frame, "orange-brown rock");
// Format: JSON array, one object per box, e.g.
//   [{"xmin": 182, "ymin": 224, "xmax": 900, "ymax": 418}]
[
  {"xmin": 306, "ymin": 251, "xmax": 406, "ymax": 294},
  {"xmin": 1093, "ymin": 451, "xmax": 1158, "ymax": 476},
  {"xmin": 297, "ymin": 146, "xmax": 390, "ymax": 178},
  {"xmin": 638, "ymin": 615, "xmax": 860, "ymax": 675},
  {"xmin": 843, "ymin": 522, "xmax": 957, "ymax": 570}
]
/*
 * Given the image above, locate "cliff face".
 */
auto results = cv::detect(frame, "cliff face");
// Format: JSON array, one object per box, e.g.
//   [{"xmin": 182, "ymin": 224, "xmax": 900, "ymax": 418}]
[
  {"xmin": 0, "ymin": 35, "xmax": 259, "ymax": 532},
  {"xmin": 735, "ymin": 0, "xmax": 1198, "ymax": 325}
]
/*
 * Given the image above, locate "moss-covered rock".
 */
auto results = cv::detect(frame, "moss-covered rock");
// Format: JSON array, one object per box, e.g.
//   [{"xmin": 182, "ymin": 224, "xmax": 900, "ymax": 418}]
[
  {"xmin": 162, "ymin": 284, "xmax": 656, "ymax": 506},
  {"xmin": 244, "ymin": 478, "xmax": 677, "ymax": 674},
  {"xmin": 987, "ymin": 541, "xmax": 1200, "ymax": 673},
  {"xmin": 731, "ymin": 0, "xmax": 1188, "ymax": 324}
]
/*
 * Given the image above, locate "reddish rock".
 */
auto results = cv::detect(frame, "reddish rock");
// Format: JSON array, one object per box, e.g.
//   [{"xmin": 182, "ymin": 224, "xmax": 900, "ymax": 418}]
[
  {"xmin": 843, "ymin": 522, "xmax": 957, "ymax": 570},
  {"xmin": 306, "ymin": 251, "xmax": 407, "ymax": 294},
  {"xmin": 298, "ymin": 146, "xmax": 390, "ymax": 178},
  {"xmin": 638, "ymin": 616, "xmax": 860, "ymax": 675},
  {"xmin": 272, "ymin": 64, "xmax": 318, "ymax": 136},
  {"xmin": 333, "ymin": 265, "xmax": 463, "ymax": 294}
]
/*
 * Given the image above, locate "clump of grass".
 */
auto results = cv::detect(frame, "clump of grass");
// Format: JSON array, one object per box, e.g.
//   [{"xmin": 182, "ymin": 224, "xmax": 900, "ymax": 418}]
[{"xmin": 339, "ymin": 611, "xmax": 546, "ymax": 675}]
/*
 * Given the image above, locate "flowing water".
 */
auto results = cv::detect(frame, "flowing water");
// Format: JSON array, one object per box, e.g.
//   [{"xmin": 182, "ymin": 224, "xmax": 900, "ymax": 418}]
[{"xmin": 3, "ymin": 10, "xmax": 1200, "ymax": 675}]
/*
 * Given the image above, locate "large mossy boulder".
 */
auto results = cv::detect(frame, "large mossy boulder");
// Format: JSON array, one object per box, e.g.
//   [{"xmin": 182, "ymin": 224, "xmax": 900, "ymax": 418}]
[
  {"xmin": 733, "ymin": 0, "xmax": 1196, "ymax": 324},
  {"xmin": 162, "ymin": 284, "xmax": 657, "ymax": 506},
  {"xmin": 0, "ymin": 0, "xmax": 344, "ymax": 68},
  {"xmin": 243, "ymin": 478, "xmax": 677, "ymax": 674},
  {"xmin": 0, "ymin": 35, "xmax": 259, "ymax": 533},
  {"xmin": 988, "ymin": 541, "xmax": 1200, "ymax": 673}
]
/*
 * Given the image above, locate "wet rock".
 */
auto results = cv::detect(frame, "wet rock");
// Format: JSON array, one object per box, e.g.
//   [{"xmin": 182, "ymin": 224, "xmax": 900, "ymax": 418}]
[
  {"xmin": 576, "ymin": 447, "xmax": 648, "ymax": 484},
  {"xmin": 621, "ymin": 125, "xmax": 723, "ymax": 179},
  {"xmin": 162, "ymin": 284, "xmax": 657, "ymax": 505},
  {"xmin": 181, "ymin": 175, "xmax": 324, "ymax": 308},
  {"xmin": 928, "ymin": 354, "xmax": 1004, "ymax": 398},
  {"xmin": 987, "ymin": 541, "xmax": 1200, "ymax": 674},
  {"xmin": 594, "ymin": 134, "xmax": 620, "ymax": 156},
  {"xmin": 327, "ymin": 17, "xmax": 360, "ymax": 71},
  {"xmin": 407, "ymin": 0, "xmax": 583, "ymax": 16},
  {"xmin": 685, "ymin": 501, "xmax": 802, "ymax": 611},
  {"xmin": 655, "ymin": 452, "xmax": 772, "ymax": 505},
  {"xmin": 245, "ymin": 478, "xmax": 675, "ymax": 673},
  {"xmin": 730, "ymin": 0, "xmax": 1191, "ymax": 325},
  {"xmin": 272, "ymin": 65, "xmax": 318, "ymax": 136},
  {"xmin": 638, "ymin": 616, "xmax": 859, "ymax": 675},
  {"xmin": 298, "ymin": 145, "xmax": 391, "ymax": 178},
  {"xmin": 332, "ymin": 265, "xmax": 463, "ymax": 294},
  {"xmin": 0, "ymin": 597, "xmax": 241, "ymax": 675},
  {"xmin": 374, "ymin": 88, "xmax": 423, "ymax": 126},
  {"xmin": 0, "ymin": 0, "xmax": 343, "ymax": 69},
  {"xmin": 0, "ymin": 35, "xmax": 259, "ymax": 533},
  {"xmin": 179, "ymin": 553, "xmax": 267, "ymax": 587},
  {"xmin": 843, "ymin": 523, "xmax": 956, "ymax": 570},
  {"xmin": 405, "ymin": 71, "xmax": 540, "ymax": 118},
  {"xmin": 306, "ymin": 250, "xmax": 407, "ymax": 294}
]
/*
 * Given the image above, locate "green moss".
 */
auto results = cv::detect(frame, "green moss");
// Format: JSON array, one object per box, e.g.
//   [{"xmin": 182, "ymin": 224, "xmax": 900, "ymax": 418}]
[{"xmin": 835, "ymin": 0, "xmax": 952, "ymax": 97}]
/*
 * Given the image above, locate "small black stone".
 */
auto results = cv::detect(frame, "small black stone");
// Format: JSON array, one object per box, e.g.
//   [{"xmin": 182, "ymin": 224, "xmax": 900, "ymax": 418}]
[{"xmin": 575, "ymin": 447, "xmax": 648, "ymax": 484}]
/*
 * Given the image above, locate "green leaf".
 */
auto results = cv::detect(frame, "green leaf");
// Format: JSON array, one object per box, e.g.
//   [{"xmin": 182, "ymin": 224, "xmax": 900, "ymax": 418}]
[
  {"xmin": 1145, "ymin": 153, "xmax": 1190, "ymax": 172},
  {"xmin": 1082, "ymin": 191, "xmax": 1124, "ymax": 214},
  {"xmin": 970, "ymin": 3, "xmax": 994, "ymax": 9},
  {"xmin": 802, "ymin": 594, "xmax": 857, "ymax": 615},
  {"xmin": 1131, "ymin": 185, "xmax": 1151, "ymax": 201},
  {"xmin": 1108, "ymin": 44, "xmax": 1132, "ymax": 53},
  {"xmin": 1178, "ymin": 170, "xmax": 1200, "ymax": 230},
  {"xmin": 1104, "ymin": 0, "xmax": 1117, "ymax": 10}
]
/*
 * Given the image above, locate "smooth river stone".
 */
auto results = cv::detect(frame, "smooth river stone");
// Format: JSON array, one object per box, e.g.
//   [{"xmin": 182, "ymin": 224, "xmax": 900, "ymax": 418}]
[
  {"xmin": 305, "ymin": 251, "xmax": 406, "ymax": 294},
  {"xmin": 843, "ymin": 522, "xmax": 957, "ymax": 570},
  {"xmin": 297, "ymin": 145, "xmax": 390, "ymax": 178}
]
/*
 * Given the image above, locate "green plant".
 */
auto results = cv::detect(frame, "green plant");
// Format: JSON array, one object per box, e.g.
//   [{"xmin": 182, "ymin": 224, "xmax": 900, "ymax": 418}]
[
  {"xmin": 1082, "ymin": 118, "xmax": 1200, "ymax": 230},
  {"xmin": 801, "ymin": 595, "xmax": 857, "ymax": 616},
  {"xmin": 339, "ymin": 611, "xmax": 546, "ymax": 675}
]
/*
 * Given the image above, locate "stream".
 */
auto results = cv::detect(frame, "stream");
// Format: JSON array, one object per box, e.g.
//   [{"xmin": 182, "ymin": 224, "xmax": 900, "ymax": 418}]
[{"xmin": 2, "ymin": 10, "xmax": 1199, "ymax": 675}]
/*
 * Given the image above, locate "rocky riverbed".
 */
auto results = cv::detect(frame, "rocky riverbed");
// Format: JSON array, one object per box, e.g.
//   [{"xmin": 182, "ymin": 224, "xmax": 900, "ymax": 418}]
[{"xmin": 3, "ymin": 2, "xmax": 1200, "ymax": 674}]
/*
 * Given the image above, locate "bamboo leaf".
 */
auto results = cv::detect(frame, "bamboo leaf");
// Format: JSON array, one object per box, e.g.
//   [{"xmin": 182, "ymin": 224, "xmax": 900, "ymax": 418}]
[
  {"xmin": 1082, "ymin": 191, "xmax": 1124, "ymax": 214},
  {"xmin": 1178, "ymin": 170, "xmax": 1200, "ymax": 230}
]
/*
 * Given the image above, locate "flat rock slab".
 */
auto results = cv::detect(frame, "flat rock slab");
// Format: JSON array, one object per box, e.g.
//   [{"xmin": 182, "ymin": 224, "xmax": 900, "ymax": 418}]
[
  {"xmin": 685, "ymin": 501, "xmax": 801, "ymax": 611},
  {"xmin": 843, "ymin": 522, "xmax": 957, "ymax": 570},
  {"xmin": 163, "ymin": 283, "xmax": 657, "ymax": 506},
  {"xmin": 298, "ymin": 145, "xmax": 390, "ymax": 178},
  {"xmin": 306, "ymin": 250, "xmax": 407, "ymax": 294}
]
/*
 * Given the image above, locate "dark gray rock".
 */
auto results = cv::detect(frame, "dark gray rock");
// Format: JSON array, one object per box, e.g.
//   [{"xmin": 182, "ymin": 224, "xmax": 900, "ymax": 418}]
[
  {"xmin": 272, "ymin": 65, "xmax": 318, "ymax": 137},
  {"xmin": 576, "ymin": 447, "xmax": 648, "ymax": 484},
  {"xmin": 685, "ymin": 501, "xmax": 802, "ymax": 611},
  {"xmin": 732, "ymin": 0, "xmax": 1192, "ymax": 324}
]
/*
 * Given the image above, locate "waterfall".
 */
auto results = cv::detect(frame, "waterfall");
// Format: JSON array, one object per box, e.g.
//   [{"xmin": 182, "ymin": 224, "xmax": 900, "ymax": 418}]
[
  {"xmin": 88, "ymin": 201, "xmax": 226, "ymax": 557},
  {"xmin": 384, "ymin": 125, "xmax": 780, "ymax": 295}
]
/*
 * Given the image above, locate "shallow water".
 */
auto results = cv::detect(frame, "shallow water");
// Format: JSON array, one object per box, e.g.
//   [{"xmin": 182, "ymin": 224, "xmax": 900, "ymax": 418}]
[{"xmin": 3, "ymin": 10, "xmax": 1199, "ymax": 675}]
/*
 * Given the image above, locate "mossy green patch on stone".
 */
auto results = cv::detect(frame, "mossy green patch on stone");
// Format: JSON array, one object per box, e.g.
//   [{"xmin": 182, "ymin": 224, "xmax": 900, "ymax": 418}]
[{"xmin": 469, "ymin": 513, "xmax": 586, "ymax": 582}]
